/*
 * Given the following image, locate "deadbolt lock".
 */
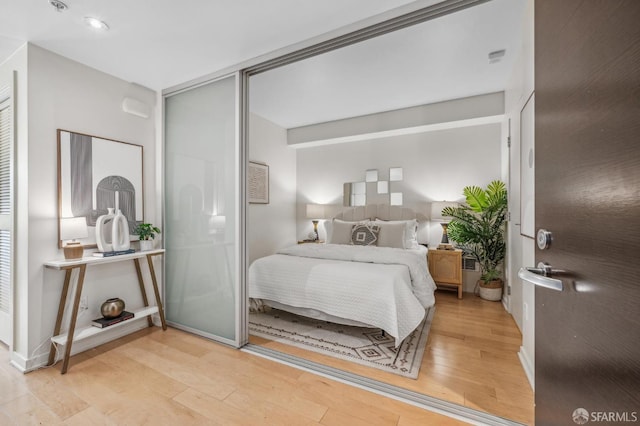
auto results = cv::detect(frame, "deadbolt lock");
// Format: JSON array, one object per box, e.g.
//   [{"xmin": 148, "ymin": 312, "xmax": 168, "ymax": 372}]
[{"xmin": 537, "ymin": 229, "xmax": 552, "ymax": 250}]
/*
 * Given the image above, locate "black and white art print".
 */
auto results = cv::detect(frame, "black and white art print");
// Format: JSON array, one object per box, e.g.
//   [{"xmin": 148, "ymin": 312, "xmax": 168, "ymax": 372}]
[{"xmin": 57, "ymin": 130, "xmax": 144, "ymax": 248}]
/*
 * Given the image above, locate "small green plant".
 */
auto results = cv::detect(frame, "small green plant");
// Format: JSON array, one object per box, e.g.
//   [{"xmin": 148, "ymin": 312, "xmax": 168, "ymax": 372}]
[{"xmin": 134, "ymin": 223, "xmax": 161, "ymax": 241}]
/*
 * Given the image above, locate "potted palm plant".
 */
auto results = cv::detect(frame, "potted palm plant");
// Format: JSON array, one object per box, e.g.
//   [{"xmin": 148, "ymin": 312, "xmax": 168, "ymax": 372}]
[
  {"xmin": 134, "ymin": 223, "xmax": 161, "ymax": 251},
  {"xmin": 441, "ymin": 180, "xmax": 508, "ymax": 301}
]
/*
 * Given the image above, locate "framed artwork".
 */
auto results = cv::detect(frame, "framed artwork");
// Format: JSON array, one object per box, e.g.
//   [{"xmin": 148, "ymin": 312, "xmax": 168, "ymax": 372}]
[
  {"xmin": 248, "ymin": 161, "xmax": 269, "ymax": 204},
  {"xmin": 520, "ymin": 92, "xmax": 535, "ymax": 238},
  {"xmin": 57, "ymin": 129, "xmax": 144, "ymax": 248}
]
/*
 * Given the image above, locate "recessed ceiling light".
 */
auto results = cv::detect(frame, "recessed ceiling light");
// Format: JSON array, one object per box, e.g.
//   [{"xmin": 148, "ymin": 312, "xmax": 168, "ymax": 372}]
[
  {"xmin": 488, "ymin": 49, "xmax": 506, "ymax": 64},
  {"xmin": 49, "ymin": 0, "xmax": 68, "ymax": 12},
  {"xmin": 84, "ymin": 17, "xmax": 109, "ymax": 31}
]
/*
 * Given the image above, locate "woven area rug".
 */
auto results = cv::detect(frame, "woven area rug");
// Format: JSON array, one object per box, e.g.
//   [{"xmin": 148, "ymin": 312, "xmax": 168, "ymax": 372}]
[{"xmin": 249, "ymin": 306, "xmax": 434, "ymax": 379}]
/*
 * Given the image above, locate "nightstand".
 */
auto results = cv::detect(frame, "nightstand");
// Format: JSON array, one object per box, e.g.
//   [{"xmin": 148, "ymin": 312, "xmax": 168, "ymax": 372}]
[{"xmin": 428, "ymin": 249, "xmax": 463, "ymax": 299}]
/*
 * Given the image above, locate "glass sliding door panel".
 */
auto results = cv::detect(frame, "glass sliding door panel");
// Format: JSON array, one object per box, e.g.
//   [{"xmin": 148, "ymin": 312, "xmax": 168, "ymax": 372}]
[{"xmin": 164, "ymin": 75, "xmax": 240, "ymax": 344}]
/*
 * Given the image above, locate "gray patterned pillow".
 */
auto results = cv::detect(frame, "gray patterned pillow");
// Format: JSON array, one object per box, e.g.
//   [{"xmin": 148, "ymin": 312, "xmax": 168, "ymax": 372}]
[{"xmin": 351, "ymin": 224, "xmax": 380, "ymax": 246}]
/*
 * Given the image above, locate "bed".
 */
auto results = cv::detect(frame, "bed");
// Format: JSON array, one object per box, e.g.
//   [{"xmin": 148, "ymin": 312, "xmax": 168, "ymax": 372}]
[{"xmin": 249, "ymin": 207, "xmax": 437, "ymax": 347}]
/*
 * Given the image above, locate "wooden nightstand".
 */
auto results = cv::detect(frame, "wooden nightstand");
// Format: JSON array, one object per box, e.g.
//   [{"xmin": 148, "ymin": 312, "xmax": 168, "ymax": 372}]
[{"xmin": 428, "ymin": 249, "xmax": 463, "ymax": 299}]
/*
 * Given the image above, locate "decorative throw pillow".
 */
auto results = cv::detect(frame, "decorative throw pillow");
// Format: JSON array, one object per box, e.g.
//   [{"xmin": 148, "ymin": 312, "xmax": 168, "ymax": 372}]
[
  {"xmin": 375, "ymin": 222, "xmax": 406, "ymax": 249},
  {"xmin": 351, "ymin": 224, "xmax": 380, "ymax": 246},
  {"xmin": 373, "ymin": 218, "xmax": 419, "ymax": 249},
  {"xmin": 327, "ymin": 218, "xmax": 369, "ymax": 245}
]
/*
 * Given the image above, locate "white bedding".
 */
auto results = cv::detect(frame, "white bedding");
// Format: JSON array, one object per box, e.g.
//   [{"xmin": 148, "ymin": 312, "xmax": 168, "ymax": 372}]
[{"xmin": 248, "ymin": 243, "xmax": 436, "ymax": 346}]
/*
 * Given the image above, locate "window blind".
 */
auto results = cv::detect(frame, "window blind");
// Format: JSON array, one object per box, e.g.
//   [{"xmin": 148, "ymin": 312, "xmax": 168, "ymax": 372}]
[{"xmin": 0, "ymin": 94, "xmax": 11, "ymax": 315}]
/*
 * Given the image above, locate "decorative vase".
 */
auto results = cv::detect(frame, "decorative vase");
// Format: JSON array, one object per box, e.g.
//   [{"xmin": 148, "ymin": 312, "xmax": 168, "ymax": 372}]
[
  {"xmin": 139, "ymin": 239, "xmax": 154, "ymax": 251},
  {"xmin": 478, "ymin": 279, "xmax": 503, "ymax": 301},
  {"xmin": 110, "ymin": 191, "xmax": 130, "ymax": 251},
  {"xmin": 101, "ymin": 297, "xmax": 125, "ymax": 318},
  {"xmin": 112, "ymin": 208, "xmax": 130, "ymax": 251},
  {"xmin": 95, "ymin": 208, "xmax": 115, "ymax": 252}
]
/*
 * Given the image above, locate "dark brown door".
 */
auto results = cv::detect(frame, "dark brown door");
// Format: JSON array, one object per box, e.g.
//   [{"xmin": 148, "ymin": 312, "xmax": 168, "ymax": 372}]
[{"xmin": 532, "ymin": 1, "xmax": 640, "ymax": 425}]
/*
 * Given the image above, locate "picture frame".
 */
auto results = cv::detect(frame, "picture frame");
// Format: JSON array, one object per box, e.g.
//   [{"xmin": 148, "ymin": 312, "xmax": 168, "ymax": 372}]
[
  {"xmin": 248, "ymin": 161, "xmax": 269, "ymax": 204},
  {"xmin": 57, "ymin": 129, "xmax": 144, "ymax": 248}
]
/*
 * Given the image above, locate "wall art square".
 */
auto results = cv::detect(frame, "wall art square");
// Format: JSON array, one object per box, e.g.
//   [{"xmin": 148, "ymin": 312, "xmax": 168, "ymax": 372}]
[{"xmin": 57, "ymin": 129, "xmax": 144, "ymax": 248}]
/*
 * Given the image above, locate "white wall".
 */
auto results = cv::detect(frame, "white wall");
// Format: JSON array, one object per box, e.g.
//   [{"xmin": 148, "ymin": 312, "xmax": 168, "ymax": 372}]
[
  {"xmin": 296, "ymin": 122, "xmax": 502, "ymax": 292},
  {"xmin": 504, "ymin": 0, "xmax": 535, "ymax": 389},
  {"xmin": 248, "ymin": 113, "xmax": 297, "ymax": 264},
  {"xmin": 13, "ymin": 44, "xmax": 159, "ymax": 371}
]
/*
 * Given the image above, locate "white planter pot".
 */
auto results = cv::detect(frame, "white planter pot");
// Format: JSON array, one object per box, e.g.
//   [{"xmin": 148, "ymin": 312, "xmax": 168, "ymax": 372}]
[
  {"xmin": 478, "ymin": 279, "xmax": 503, "ymax": 301},
  {"xmin": 139, "ymin": 240, "xmax": 154, "ymax": 251}
]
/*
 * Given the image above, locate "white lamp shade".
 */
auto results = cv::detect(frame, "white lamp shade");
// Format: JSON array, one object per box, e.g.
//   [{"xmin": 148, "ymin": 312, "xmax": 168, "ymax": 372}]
[
  {"xmin": 430, "ymin": 201, "xmax": 459, "ymax": 221},
  {"xmin": 306, "ymin": 204, "xmax": 325, "ymax": 219},
  {"xmin": 60, "ymin": 217, "xmax": 88, "ymax": 241}
]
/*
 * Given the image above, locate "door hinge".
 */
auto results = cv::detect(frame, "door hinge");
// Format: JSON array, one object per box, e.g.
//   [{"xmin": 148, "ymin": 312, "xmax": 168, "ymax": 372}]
[
  {"xmin": 507, "ymin": 136, "xmax": 511, "ymax": 148},
  {"xmin": 507, "ymin": 285, "xmax": 511, "ymax": 295}
]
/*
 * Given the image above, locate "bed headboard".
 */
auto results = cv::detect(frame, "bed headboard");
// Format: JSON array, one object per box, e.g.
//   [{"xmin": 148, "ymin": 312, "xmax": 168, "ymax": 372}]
[
  {"xmin": 328, "ymin": 204, "xmax": 430, "ymax": 246},
  {"xmin": 333, "ymin": 204, "xmax": 428, "ymax": 222}
]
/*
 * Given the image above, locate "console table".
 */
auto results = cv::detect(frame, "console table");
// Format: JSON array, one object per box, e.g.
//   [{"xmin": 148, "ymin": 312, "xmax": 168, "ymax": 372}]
[{"xmin": 44, "ymin": 249, "xmax": 166, "ymax": 374}]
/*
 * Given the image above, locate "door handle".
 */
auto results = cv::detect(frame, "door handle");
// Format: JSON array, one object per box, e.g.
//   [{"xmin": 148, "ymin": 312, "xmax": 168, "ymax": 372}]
[{"xmin": 518, "ymin": 262, "xmax": 564, "ymax": 291}]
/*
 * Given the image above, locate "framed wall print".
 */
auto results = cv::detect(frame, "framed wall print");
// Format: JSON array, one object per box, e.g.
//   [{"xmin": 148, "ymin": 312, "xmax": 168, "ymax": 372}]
[
  {"xmin": 248, "ymin": 161, "xmax": 269, "ymax": 204},
  {"xmin": 57, "ymin": 129, "xmax": 144, "ymax": 248}
]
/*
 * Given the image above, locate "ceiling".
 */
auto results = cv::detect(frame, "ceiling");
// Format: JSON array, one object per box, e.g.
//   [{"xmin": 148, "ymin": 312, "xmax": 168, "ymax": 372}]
[
  {"xmin": 250, "ymin": 0, "xmax": 526, "ymax": 129},
  {"xmin": 0, "ymin": 0, "xmax": 427, "ymax": 91},
  {"xmin": 1, "ymin": 0, "xmax": 526, "ymax": 129}
]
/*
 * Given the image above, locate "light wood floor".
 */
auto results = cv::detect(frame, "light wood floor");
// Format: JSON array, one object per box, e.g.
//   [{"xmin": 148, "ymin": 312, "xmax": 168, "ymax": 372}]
[
  {"xmin": 0, "ymin": 327, "xmax": 468, "ymax": 425},
  {"xmin": 250, "ymin": 291, "xmax": 534, "ymax": 425}
]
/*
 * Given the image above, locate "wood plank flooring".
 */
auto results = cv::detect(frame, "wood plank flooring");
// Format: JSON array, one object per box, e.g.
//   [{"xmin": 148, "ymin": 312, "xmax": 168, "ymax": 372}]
[
  {"xmin": 250, "ymin": 291, "xmax": 534, "ymax": 425},
  {"xmin": 0, "ymin": 327, "xmax": 467, "ymax": 425}
]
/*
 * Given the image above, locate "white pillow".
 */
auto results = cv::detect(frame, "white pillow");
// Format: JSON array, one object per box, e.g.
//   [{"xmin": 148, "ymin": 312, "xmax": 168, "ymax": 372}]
[
  {"xmin": 375, "ymin": 222, "xmax": 406, "ymax": 249},
  {"xmin": 373, "ymin": 218, "xmax": 419, "ymax": 249},
  {"xmin": 326, "ymin": 218, "xmax": 369, "ymax": 245}
]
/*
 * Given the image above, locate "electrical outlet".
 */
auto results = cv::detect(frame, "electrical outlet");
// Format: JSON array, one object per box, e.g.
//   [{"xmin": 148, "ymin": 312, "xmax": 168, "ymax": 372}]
[{"xmin": 79, "ymin": 296, "xmax": 89, "ymax": 312}]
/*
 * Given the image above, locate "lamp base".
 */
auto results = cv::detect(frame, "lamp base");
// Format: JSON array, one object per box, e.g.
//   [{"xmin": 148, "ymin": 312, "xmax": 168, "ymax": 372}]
[
  {"xmin": 64, "ymin": 242, "xmax": 84, "ymax": 260},
  {"xmin": 437, "ymin": 223, "xmax": 454, "ymax": 249}
]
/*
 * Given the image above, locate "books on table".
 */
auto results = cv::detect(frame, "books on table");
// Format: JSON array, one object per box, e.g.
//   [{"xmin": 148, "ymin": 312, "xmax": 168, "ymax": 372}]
[
  {"xmin": 93, "ymin": 249, "xmax": 135, "ymax": 257},
  {"xmin": 91, "ymin": 311, "xmax": 135, "ymax": 328}
]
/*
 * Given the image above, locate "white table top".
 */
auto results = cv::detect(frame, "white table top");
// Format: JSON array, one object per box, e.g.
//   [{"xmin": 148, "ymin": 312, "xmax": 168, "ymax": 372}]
[{"xmin": 44, "ymin": 249, "xmax": 165, "ymax": 270}]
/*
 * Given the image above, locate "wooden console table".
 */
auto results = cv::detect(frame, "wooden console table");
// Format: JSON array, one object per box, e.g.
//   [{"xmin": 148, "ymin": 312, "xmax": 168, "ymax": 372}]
[{"xmin": 44, "ymin": 249, "xmax": 166, "ymax": 374}]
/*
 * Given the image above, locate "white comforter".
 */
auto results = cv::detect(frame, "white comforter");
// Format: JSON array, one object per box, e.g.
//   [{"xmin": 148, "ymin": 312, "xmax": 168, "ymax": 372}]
[{"xmin": 248, "ymin": 244, "xmax": 436, "ymax": 346}]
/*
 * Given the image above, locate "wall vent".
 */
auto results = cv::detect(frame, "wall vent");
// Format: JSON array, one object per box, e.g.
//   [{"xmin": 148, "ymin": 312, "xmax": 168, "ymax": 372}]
[{"xmin": 462, "ymin": 257, "xmax": 478, "ymax": 271}]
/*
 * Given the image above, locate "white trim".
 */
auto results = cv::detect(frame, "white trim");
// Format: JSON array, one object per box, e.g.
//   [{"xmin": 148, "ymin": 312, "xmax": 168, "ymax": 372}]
[{"xmin": 518, "ymin": 345, "xmax": 535, "ymax": 390}]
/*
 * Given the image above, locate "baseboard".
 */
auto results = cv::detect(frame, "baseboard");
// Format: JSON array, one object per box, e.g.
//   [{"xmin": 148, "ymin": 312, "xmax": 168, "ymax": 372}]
[
  {"xmin": 518, "ymin": 346, "xmax": 535, "ymax": 391},
  {"xmin": 502, "ymin": 295, "xmax": 510, "ymax": 313},
  {"xmin": 10, "ymin": 351, "xmax": 29, "ymax": 373}
]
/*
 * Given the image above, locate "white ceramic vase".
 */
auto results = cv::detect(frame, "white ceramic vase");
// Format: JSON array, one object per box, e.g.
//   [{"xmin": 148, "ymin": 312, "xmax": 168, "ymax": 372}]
[
  {"xmin": 95, "ymin": 207, "xmax": 115, "ymax": 252},
  {"xmin": 112, "ymin": 208, "xmax": 130, "ymax": 251}
]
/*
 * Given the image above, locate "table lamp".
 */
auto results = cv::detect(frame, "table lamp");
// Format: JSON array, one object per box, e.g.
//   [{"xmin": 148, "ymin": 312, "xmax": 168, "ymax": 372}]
[
  {"xmin": 306, "ymin": 204, "xmax": 326, "ymax": 241},
  {"xmin": 430, "ymin": 201, "xmax": 458, "ymax": 250},
  {"xmin": 60, "ymin": 217, "xmax": 88, "ymax": 259}
]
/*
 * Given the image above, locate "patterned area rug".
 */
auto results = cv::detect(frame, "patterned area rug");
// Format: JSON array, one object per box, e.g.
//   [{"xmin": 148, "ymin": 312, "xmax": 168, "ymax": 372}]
[{"xmin": 249, "ymin": 306, "xmax": 434, "ymax": 379}]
